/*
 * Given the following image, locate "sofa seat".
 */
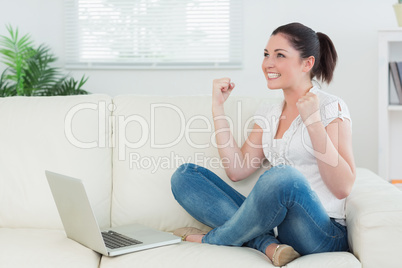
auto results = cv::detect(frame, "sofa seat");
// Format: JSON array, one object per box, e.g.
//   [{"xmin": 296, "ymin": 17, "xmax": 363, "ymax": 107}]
[
  {"xmin": 99, "ymin": 241, "xmax": 360, "ymax": 268},
  {"xmin": 0, "ymin": 228, "xmax": 100, "ymax": 268}
]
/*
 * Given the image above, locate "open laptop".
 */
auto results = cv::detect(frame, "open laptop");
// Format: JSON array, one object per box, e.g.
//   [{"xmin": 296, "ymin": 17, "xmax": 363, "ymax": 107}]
[{"xmin": 45, "ymin": 170, "xmax": 181, "ymax": 256}]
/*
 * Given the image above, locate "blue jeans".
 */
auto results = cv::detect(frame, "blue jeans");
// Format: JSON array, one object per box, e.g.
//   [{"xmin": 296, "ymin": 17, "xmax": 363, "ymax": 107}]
[{"xmin": 171, "ymin": 163, "xmax": 349, "ymax": 255}]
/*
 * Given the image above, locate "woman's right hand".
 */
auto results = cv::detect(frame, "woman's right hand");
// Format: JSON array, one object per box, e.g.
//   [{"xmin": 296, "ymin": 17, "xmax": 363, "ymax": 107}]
[
  {"xmin": 212, "ymin": 77, "xmax": 235, "ymax": 108},
  {"xmin": 211, "ymin": 77, "xmax": 264, "ymax": 182}
]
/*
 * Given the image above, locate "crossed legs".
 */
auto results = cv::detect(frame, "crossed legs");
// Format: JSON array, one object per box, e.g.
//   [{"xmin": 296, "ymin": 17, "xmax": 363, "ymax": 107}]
[{"xmin": 171, "ymin": 163, "xmax": 348, "ymax": 258}]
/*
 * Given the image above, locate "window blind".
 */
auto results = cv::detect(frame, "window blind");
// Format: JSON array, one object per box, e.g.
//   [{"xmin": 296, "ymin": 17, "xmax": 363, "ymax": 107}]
[{"xmin": 64, "ymin": 0, "xmax": 243, "ymax": 69}]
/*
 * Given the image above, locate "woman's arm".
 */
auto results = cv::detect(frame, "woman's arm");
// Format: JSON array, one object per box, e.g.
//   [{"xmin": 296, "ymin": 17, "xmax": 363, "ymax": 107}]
[
  {"xmin": 297, "ymin": 93, "xmax": 356, "ymax": 199},
  {"xmin": 212, "ymin": 78, "xmax": 265, "ymax": 182}
]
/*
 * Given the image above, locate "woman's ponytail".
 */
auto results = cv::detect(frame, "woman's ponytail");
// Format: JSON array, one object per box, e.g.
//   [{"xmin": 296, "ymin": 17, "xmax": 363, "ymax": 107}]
[{"xmin": 316, "ymin": 32, "xmax": 338, "ymax": 84}]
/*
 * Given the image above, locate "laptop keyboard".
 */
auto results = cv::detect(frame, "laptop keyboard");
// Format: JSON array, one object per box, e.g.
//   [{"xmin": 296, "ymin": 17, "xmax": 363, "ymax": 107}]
[{"xmin": 101, "ymin": 230, "xmax": 143, "ymax": 249}]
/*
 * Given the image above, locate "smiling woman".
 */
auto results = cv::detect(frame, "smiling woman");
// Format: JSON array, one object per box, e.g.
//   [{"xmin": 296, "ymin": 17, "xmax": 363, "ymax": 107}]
[
  {"xmin": 171, "ymin": 22, "xmax": 355, "ymax": 267},
  {"xmin": 266, "ymin": 23, "xmax": 337, "ymax": 85}
]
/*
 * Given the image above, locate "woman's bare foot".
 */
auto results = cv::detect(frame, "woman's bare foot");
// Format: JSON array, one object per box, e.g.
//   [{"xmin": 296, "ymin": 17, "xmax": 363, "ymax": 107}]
[
  {"xmin": 265, "ymin": 243, "xmax": 279, "ymax": 261},
  {"xmin": 173, "ymin": 227, "xmax": 207, "ymax": 242},
  {"xmin": 185, "ymin": 234, "xmax": 204, "ymax": 243}
]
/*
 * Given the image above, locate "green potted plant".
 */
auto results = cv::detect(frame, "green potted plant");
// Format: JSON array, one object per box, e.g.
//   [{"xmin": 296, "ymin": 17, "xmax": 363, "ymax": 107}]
[
  {"xmin": 0, "ymin": 25, "xmax": 89, "ymax": 97},
  {"xmin": 394, "ymin": 0, "xmax": 402, "ymax": 27}
]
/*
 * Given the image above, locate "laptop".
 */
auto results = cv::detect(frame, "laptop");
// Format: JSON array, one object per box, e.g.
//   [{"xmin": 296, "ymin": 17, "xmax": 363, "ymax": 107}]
[{"xmin": 45, "ymin": 170, "xmax": 181, "ymax": 256}]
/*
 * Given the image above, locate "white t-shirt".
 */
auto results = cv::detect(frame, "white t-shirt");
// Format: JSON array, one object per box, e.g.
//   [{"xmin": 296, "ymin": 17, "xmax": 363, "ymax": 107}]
[{"xmin": 254, "ymin": 86, "xmax": 352, "ymax": 222}]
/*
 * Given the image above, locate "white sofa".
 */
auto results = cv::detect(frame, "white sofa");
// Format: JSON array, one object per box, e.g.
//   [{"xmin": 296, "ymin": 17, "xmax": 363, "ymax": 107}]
[{"xmin": 1, "ymin": 94, "xmax": 402, "ymax": 268}]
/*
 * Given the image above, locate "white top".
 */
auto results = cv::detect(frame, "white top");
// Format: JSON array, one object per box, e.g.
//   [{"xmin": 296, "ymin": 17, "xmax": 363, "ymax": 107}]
[{"xmin": 254, "ymin": 86, "xmax": 352, "ymax": 222}]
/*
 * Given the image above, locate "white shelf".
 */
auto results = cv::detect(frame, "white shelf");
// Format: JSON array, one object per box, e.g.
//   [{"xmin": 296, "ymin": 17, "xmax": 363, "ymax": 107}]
[
  {"xmin": 378, "ymin": 30, "xmax": 402, "ymax": 182},
  {"xmin": 388, "ymin": 105, "xmax": 402, "ymax": 111}
]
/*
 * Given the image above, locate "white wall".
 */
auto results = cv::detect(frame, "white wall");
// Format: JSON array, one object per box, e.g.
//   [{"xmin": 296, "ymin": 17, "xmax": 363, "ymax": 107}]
[{"xmin": 0, "ymin": 0, "xmax": 398, "ymax": 173}]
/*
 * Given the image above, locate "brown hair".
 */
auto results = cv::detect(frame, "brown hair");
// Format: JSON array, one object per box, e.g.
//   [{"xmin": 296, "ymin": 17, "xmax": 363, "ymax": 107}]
[{"xmin": 272, "ymin": 22, "xmax": 337, "ymax": 83}]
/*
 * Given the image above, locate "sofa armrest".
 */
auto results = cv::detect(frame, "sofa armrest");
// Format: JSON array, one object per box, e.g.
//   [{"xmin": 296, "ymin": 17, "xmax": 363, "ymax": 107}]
[{"xmin": 346, "ymin": 168, "xmax": 402, "ymax": 268}]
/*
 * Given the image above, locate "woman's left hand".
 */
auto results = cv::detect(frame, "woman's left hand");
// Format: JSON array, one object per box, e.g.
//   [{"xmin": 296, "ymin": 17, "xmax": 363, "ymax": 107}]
[{"xmin": 296, "ymin": 92, "xmax": 321, "ymax": 126}]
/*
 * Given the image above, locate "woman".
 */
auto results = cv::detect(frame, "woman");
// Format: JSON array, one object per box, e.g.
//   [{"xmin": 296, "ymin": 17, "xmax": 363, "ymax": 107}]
[{"xmin": 171, "ymin": 22, "xmax": 356, "ymax": 267}]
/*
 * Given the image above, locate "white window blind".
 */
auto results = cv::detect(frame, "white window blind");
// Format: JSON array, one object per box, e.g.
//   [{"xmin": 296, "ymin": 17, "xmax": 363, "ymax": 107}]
[{"xmin": 64, "ymin": 0, "xmax": 243, "ymax": 69}]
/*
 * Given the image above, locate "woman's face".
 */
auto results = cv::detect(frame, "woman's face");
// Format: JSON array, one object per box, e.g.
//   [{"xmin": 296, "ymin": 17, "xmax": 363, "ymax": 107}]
[{"xmin": 262, "ymin": 33, "xmax": 310, "ymax": 90}]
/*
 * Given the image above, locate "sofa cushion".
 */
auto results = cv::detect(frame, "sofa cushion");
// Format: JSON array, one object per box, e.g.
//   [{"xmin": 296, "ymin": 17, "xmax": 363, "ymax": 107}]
[
  {"xmin": 99, "ymin": 242, "xmax": 360, "ymax": 268},
  {"xmin": 0, "ymin": 95, "xmax": 113, "ymax": 229},
  {"xmin": 111, "ymin": 95, "xmax": 278, "ymax": 232},
  {"xmin": 0, "ymin": 228, "xmax": 100, "ymax": 268}
]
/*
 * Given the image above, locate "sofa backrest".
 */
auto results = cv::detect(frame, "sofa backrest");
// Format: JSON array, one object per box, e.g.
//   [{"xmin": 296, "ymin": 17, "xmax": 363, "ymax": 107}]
[
  {"xmin": 0, "ymin": 95, "xmax": 113, "ymax": 229},
  {"xmin": 111, "ymin": 95, "xmax": 279, "ymax": 232}
]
